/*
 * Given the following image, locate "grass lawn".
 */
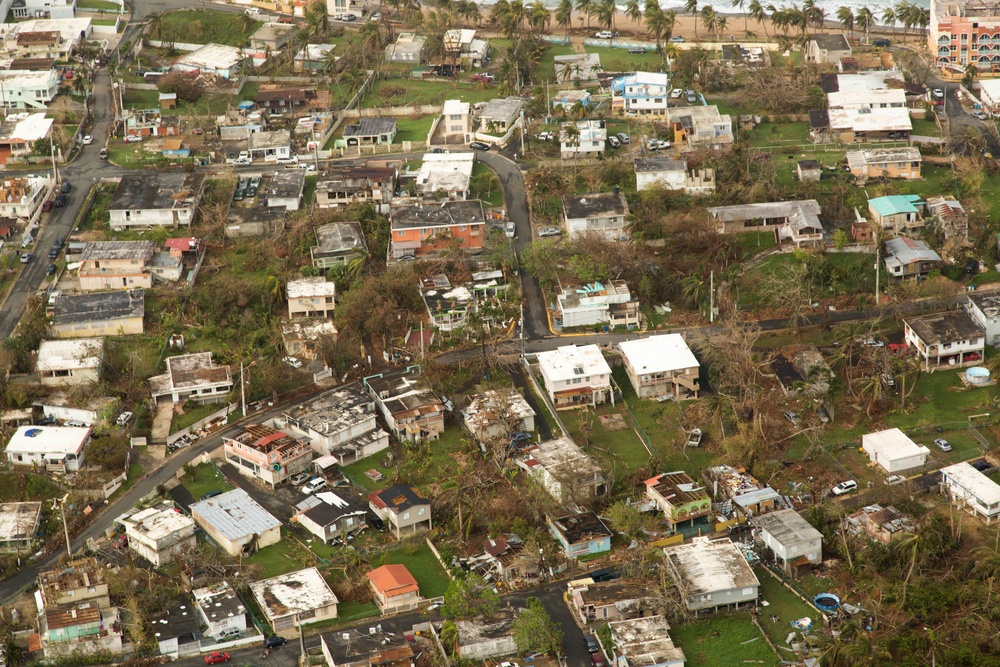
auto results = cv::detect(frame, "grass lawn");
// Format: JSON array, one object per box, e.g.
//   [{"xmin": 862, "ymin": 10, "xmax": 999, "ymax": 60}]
[
  {"xmin": 245, "ymin": 534, "xmax": 316, "ymax": 578},
  {"xmin": 748, "ymin": 122, "xmax": 811, "ymax": 147},
  {"xmin": 336, "ymin": 601, "xmax": 380, "ymax": 622},
  {"xmin": 585, "ymin": 46, "xmax": 668, "ymax": 73},
  {"xmin": 734, "ymin": 231, "xmax": 777, "ymax": 257},
  {"xmin": 561, "ymin": 403, "xmax": 655, "ymax": 477},
  {"xmin": 361, "ymin": 78, "xmax": 499, "ymax": 109},
  {"xmin": 341, "ymin": 427, "xmax": 474, "ymax": 492},
  {"xmin": 739, "ymin": 252, "xmax": 876, "ymax": 310},
  {"xmin": 158, "ymin": 9, "xmax": 260, "ymax": 47},
  {"xmin": 170, "ymin": 402, "xmax": 226, "ymax": 435},
  {"xmin": 181, "ymin": 463, "xmax": 233, "ymax": 499},
  {"xmin": 756, "ymin": 568, "xmax": 821, "ymax": 650},
  {"xmin": 910, "ymin": 117, "xmax": 940, "ymax": 137},
  {"xmin": 471, "ymin": 161, "xmax": 504, "ymax": 208},
  {"xmin": 92, "ymin": 18, "xmax": 117, "ymax": 26},
  {"xmin": 670, "ymin": 615, "xmax": 779, "ymax": 667},
  {"xmin": 303, "ymin": 174, "xmax": 318, "ymax": 208},
  {"xmin": 77, "ymin": 0, "xmax": 121, "ymax": 9},
  {"xmin": 394, "ymin": 115, "xmax": 435, "ymax": 143},
  {"xmin": 369, "ymin": 542, "xmax": 451, "ymax": 598}
]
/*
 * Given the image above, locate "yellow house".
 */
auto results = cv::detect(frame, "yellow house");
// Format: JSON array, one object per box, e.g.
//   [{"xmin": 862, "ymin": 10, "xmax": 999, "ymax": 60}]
[{"xmin": 51, "ymin": 290, "xmax": 144, "ymax": 338}]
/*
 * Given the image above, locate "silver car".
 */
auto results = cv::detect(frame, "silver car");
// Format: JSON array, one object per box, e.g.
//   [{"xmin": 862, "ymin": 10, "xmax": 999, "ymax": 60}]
[{"xmin": 538, "ymin": 227, "xmax": 562, "ymax": 237}]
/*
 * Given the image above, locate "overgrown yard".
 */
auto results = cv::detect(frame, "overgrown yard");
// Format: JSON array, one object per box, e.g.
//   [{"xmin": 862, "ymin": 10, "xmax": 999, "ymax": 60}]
[
  {"xmin": 180, "ymin": 463, "xmax": 233, "ymax": 500},
  {"xmin": 245, "ymin": 535, "xmax": 318, "ymax": 578},
  {"xmin": 756, "ymin": 568, "xmax": 821, "ymax": 652},
  {"xmin": 341, "ymin": 427, "xmax": 474, "ymax": 493},
  {"xmin": 157, "ymin": 9, "xmax": 260, "ymax": 46},
  {"xmin": 585, "ymin": 46, "xmax": 668, "ymax": 73},
  {"xmin": 670, "ymin": 615, "xmax": 779, "ymax": 667},
  {"xmin": 170, "ymin": 402, "xmax": 227, "ymax": 435},
  {"xmin": 368, "ymin": 542, "xmax": 451, "ymax": 598},
  {"xmin": 361, "ymin": 78, "xmax": 499, "ymax": 109}
]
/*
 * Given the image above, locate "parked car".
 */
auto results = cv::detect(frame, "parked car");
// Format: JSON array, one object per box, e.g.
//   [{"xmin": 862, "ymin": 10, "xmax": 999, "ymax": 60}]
[
  {"xmin": 250, "ymin": 176, "xmax": 261, "ymax": 188},
  {"xmin": 971, "ymin": 459, "xmax": 992, "ymax": 472},
  {"xmin": 617, "ymin": 132, "xmax": 630, "ymax": 144},
  {"xmin": 973, "ymin": 110, "xmax": 990, "ymax": 120},
  {"xmin": 48, "ymin": 246, "xmax": 59, "ymax": 259},
  {"xmin": 276, "ymin": 156, "xmax": 298, "ymax": 165},
  {"xmin": 884, "ymin": 475, "xmax": 906, "ymax": 486},
  {"xmin": 669, "ymin": 36, "xmax": 685, "ymax": 42},
  {"xmin": 370, "ymin": 12, "xmax": 382, "ymax": 20},
  {"xmin": 46, "ymin": 263, "xmax": 56, "ymax": 276},
  {"xmin": 595, "ymin": 30, "xmax": 613, "ymax": 39},
  {"xmin": 966, "ymin": 259, "xmax": 980, "ymax": 274},
  {"xmin": 934, "ymin": 438, "xmax": 952, "ymax": 452},
  {"xmin": 263, "ymin": 636, "xmax": 288, "ymax": 649},
  {"xmin": 592, "ymin": 655, "xmax": 607, "ymax": 667},
  {"xmin": 116, "ymin": 411, "xmax": 133, "ymax": 427},
  {"xmin": 99, "ymin": 147, "xmax": 108, "ymax": 159},
  {"xmin": 872, "ymin": 38, "xmax": 891, "ymax": 47},
  {"xmin": 19, "ymin": 253, "xmax": 30, "ymax": 263},
  {"xmin": 290, "ymin": 472, "xmax": 311, "ymax": 486},
  {"xmin": 81, "ymin": 135, "xmax": 93, "ymax": 144},
  {"xmin": 509, "ymin": 431, "xmax": 532, "ymax": 445},
  {"xmin": 783, "ymin": 410, "xmax": 800, "ymax": 426},
  {"xmin": 205, "ymin": 652, "xmax": 231, "ymax": 665},
  {"xmin": 536, "ymin": 131, "xmax": 554, "ymax": 141},
  {"xmin": 283, "ymin": 356, "xmax": 303, "ymax": 368},
  {"xmin": 61, "ymin": 182, "xmax": 71, "ymax": 193},
  {"xmin": 831, "ymin": 480, "xmax": 858, "ymax": 496},
  {"xmin": 216, "ymin": 628, "xmax": 241, "ymax": 641},
  {"xmin": 589, "ymin": 568, "xmax": 619, "ymax": 582},
  {"xmin": 933, "ymin": 88, "xmax": 945, "ymax": 99},
  {"xmin": 471, "ymin": 74, "xmax": 495, "ymax": 83},
  {"xmin": 54, "ymin": 195, "xmax": 67, "ymax": 207},
  {"xmin": 42, "ymin": 200, "xmax": 53, "ymax": 212},
  {"xmin": 647, "ymin": 138, "xmax": 660, "ymax": 151},
  {"xmin": 302, "ymin": 477, "xmax": 327, "ymax": 494},
  {"xmin": 817, "ymin": 405, "xmax": 831, "ymax": 423},
  {"xmin": 670, "ymin": 88, "xmax": 683, "ymax": 98},
  {"xmin": 538, "ymin": 227, "xmax": 562, "ymax": 237},
  {"xmin": 123, "ymin": 135, "xmax": 142, "ymax": 143},
  {"xmin": 686, "ymin": 428, "xmax": 703, "ymax": 447},
  {"xmin": 628, "ymin": 46, "xmax": 646, "ymax": 54},
  {"xmin": 608, "ymin": 135, "xmax": 621, "ymax": 148},
  {"xmin": 470, "ymin": 141, "xmax": 490, "ymax": 150},
  {"xmin": 686, "ymin": 89, "xmax": 698, "ymax": 103},
  {"xmin": 343, "ymin": 13, "xmax": 357, "ymax": 21},
  {"xmin": 656, "ymin": 139, "xmax": 670, "ymax": 149},
  {"xmin": 584, "ymin": 635, "xmax": 600, "ymax": 653},
  {"xmin": 200, "ymin": 490, "xmax": 223, "ymax": 501},
  {"xmin": 369, "ymin": 516, "xmax": 386, "ymax": 531}
]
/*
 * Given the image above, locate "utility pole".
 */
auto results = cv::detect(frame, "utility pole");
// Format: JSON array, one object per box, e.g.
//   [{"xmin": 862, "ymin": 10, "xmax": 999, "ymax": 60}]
[
  {"xmin": 240, "ymin": 361, "xmax": 246, "ymax": 417},
  {"xmin": 54, "ymin": 494, "xmax": 71, "ymax": 558},
  {"xmin": 520, "ymin": 301, "xmax": 524, "ymax": 359},
  {"xmin": 297, "ymin": 612, "xmax": 305, "ymax": 662},
  {"xmin": 709, "ymin": 270, "xmax": 715, "ymax": 323}
]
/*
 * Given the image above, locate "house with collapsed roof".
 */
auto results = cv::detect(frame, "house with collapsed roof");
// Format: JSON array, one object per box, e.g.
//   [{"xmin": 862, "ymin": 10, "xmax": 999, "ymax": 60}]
[
  {"xmin": 645, "ymin": 471, "xmax": 712, "ymax": 534},
  {"xmin": 547, "ymin": 510, "xmax": 612, "ymax": 559},
  {"xmin": 517, "ymin": 437, "xmax": 606, "ymax": 504},
  {"xmin": 223, "ymin": 423, "xmax": 314, "ymax": 488},
  {"xmin": 281, "ymin": 383, "xmax": 390, "ymax": 464},
  {"xmin": 846, "ymin": 504, "xmax": 914, "ymax": 544},
  {"xmin": 708, "ymin": 200, "xmax": 824, "ymax": 248},
  {"xmin": 568, "ymin": 578, "xmax": 657, "ymax": 625},
  {"xmin": 363, "ymin": 366, "xmax": 445, "ymax": 443},
  {"xmin": 149, "ymin": 352, "xmax": 233, "ymax": 404},
  {"xmin": 461, "ymin": 388, "xmax": 536, "ymax": 443},
  {"xmin": 608, "ymin": 615, "xmax": 686, "ymax": 667},
  {"xmin": 703, "ymin": 465, "xmax": 780, "ymax": 518}
]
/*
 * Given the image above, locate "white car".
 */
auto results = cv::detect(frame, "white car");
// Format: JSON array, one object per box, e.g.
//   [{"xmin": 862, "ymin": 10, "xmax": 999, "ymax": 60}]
[
  {"xmin": 123, "ymin": 135, "xmax": 142, "ymax": 143},
  {"xmin": 538, "ymin": 227, "xmax": 562, "ymax": 237},
  {"xmin": 369, "ymin": 12, "xmax": 381, "ymax": 20},
  {"xmin": 595, "ymin": 31, "xmax": 613, "ymax": 39},
  {"xmin": 831, "ymin": 480, "xmax": 858, "ymax": 496},
  {"xmin": 116, "ymin": 411, "xmax": 133, "ymax": 427},
  {"xmin": 81, "ymin": 135, "xmax": 93, "ymax": 145},
  {"xmin": 301, "ymin": 477, "xmax": 327, "ymax": 494},
  {"xmin": 608, "ymin": 135, "xmax": 621, "ymax": 148},
  {"xmin": 972, "ymin": 110, "xmax": 990, "ymax": 120},
  {"xmin": 670, "ymin": 88, "xmax": 683, "ymax": 98},
  {"xmin": 296, "ymin": 163, "xmax": 317, "ymax": 171},
  {"xmin": 283, "ymin": 356, "xmax": 303, "ymax": 369},
  {"xmin": 884, "ymin": 475, "xmax": 906, "ymax": 486},
  {"xmin": 933, "ymin": 88, "xmax": 945, "ymax": 99},
  {"xmin": 276, "ymin": 156, "xmax": 298, "ymax": 165},
  {"xmin": 289, "ymin": 472, "xmax": 312, "ymax": 486},
  {"xmin": 536, "ymin": 131, "xmax": 554, "ymax": 141}
]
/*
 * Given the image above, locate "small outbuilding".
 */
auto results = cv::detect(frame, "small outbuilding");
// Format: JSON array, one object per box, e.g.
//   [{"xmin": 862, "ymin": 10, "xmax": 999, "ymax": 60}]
[{"xmin": 862, "ymin": 428, "xmax": 930, "ymax": 473}]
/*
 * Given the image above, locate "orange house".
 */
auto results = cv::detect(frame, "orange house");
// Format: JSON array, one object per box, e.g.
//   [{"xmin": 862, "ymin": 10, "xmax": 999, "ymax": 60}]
[{"xmin": 389, "ymin": 200, "xmax": 485, "ymax": 260}]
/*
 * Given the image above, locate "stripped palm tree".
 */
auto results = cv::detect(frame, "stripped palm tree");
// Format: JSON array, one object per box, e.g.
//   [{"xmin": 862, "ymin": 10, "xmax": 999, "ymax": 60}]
[
  {"xmin": 856, "ymin": 6, "xmax": 875, "ymax": 43},
  {"xmin": 748, "ymin": 0, "xmax": 769, "ymax": 37},
  {"xmin": 556, "ymin": 0, "xmax": 575, "ymax": 37},
  {"xmin": 836, "ymin": 6, "xmax": 854, "ymax": 40},
  {"xmin": 685, "ymin": 0, "xmax": 699, "ymax": 37},
  {"xmin": 577, "ymin": 0, "xmax": 595, "ymax": 31},
  {"xmin": 881, "ymin": 5, "xmax": 897, "ymax": 36},
  {"xmin": 625, "ymin": 0, "xmax": 642, "ymax": 27}
]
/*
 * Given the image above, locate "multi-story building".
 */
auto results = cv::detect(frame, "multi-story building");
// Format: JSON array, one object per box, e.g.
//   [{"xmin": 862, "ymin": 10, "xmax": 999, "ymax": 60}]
[
  {"xmin": 562, "ymin": 191, "xmax": 628, "ymax": 241},
  {"xmin": 282, "ymin": 383, "xmax": 390, "ymax": 463},
  {"xmin": 108, "ymin": 173, "xmax": 205, "ymax": 230},
  {"xmin": 389, "ymin": 200, "xmax": 485, "ymax": 260},
  {"xmin": 804, "ymin": 33, "xmax": 852, "ymax": 64},
  {"xmin": 619, "ymin": 334, "xmax": 700, "ymax": 400},
  {"xmin": 645, "ymin": 471, "xmax": 712, "ymax": 534},
  {"xmin": 315, "ymin": 167, "xmax": 395, "ymax": 212},
  {"xmin": 904, "ymin": 311, "xmax": 985, "ymax": 370},
  {"xmin": 868, "ymin": 194, "xmax": 925, "ymax": 232},
  {"xmin": 223, "ymin": 422, "xmax": 314, "ymax": 488},
  {"xmin": 149, "ymin": 352, "xmax": 233, "ymax": 404},
  {"xmin": 77, "ymin": 240, "xmax": 158, "ymax": 291},
  {"xmin": 752, "ymin": 510, "xmax": 824, "ymax": 577},
  {"xmin": 440, "ymin": 99, "xmax": 472, "ymax": 143},
  {"xmin": 363, "ymin": 366, "xmax": 445, "ymax": 442},
  {"xmin": 369, "ymin": 485, "xmax": 432, "ymax": 539},
  {"xmin": 0, "ymin": 67, "xmax": 58, "ymax": 108},
  {"xmin": 416, "ymin": 152, "xmax": 474, "ymax": 199},
  {"xmin": 120, "ymin": 506, "xmax": 197, "ymax": 567},
  {"xmin": 930, "ymin": 0, "xmax": 1000, "ymax": 70},
  {"xmin": 560, "ymin": 120, "xmax": 607, "ymax": 158},
  {"xmin": 420, "ymin": 274, "xmax": 471, "ymax": 331},
  {"xmin": 536, "ymin": 344, "xmax": 613, "ymax": 409},
  {"xmin": 966, "ymin": 291, "xmax": 1000, "ymax": 345},
  {"xmin": 192, "ymin": 583, "xmax": 248, "ymax": 638},
  {"xmin": 51, "ymin": 290, "xmax": 145, "ymax": 338},
  {"xmin": 554, "ymin": 280, "xmax": 639, "ymax": 330},
  {"xmin": 847, "ymin": 148, "xmax": 922, "ymax": 181},
  {"xmin": 0, "ymin": 174, "xmax": 50, "ymax": 220},
  {"xmin": 634, "ymin": 157, "xmax": 715, "ymax": 194},
  {"xmin": 940, "ymin": 462, "xmax": 1000, "ymax": 524},
  {"xmin": 310, "ymin": 222, "xmax": 369, "ymax": 269},
  {"xmin": 517, "ymin": 437, "xmax": 606, "ymax": 504},
  {"xmin": 610, "ymin": 71, "xmax": 670, "ymax": 116},
  {"xmin": 287, "ymin": 276, "xmax": 335, "ymax": 319},
  {"xmin": 461, "ymin": 388, "xmax": 536, "ymax": 443},
  {"xmin": 668, "ymin": 106, "xmax": 734, "ymax": 149}
]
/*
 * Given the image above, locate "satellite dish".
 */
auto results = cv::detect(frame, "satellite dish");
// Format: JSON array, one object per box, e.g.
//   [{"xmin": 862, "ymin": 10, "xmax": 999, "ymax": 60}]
[{"xmin": 273, "ymin": 463, "xmax": 281, "ymax": 471}]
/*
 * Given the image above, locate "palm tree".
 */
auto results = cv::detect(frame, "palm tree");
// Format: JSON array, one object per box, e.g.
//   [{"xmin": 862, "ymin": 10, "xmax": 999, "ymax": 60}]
[
  {"xmin": 685, "ymin": 0, "xmax": 699, "ymax": 37},
  {"xmin": 561, "ymin": 123, "xmax": 580, "ymax": 151},
  {"xmin": 748, "ymin": 0, "xmax": 768, "ymax": 37},
  {"xmin": 856, "ymin": 6, "xmax": 875, "ymax": 43},
  {"xmin": 881, "ymin": 6, "xmax": 897, "ymax": 36},
  {"xmin": 556, "ymin": 0, "xmax": 575, "ymax": 37},
  {"xmin": 896, "ymin": 0, "xmax": 913, "ymax": 36},
  {"xmin": 625, "ymin": 0, "xmax": 642, "ymax": 26},
  {"xmin": 577, "ymin": 0, "xmax": 594, "ymax": 31},
  {"xmin": 528, "ymin": 0, "xmax": 549, "ymax": 35},
  {"xmin": 645, "ymin": 2, "xmax": 675, "ymax": 51},
  {"xmin": 305, "ymin": 0, "xmax": 329, "ymax": 40},
  {"xmin": 700, "ymin": 5, "xmax": 721, "ymax": 41},
  {"xmin": 836, "ymin": 6, "xmax": 854, "ymax": 39},
  {"xmin": 595, "ymin": 0, "xmax": 618, "ymax": 32},
  {"xmin": 731, "ymin": 0, "xmax": 748, "ymax": 35}
]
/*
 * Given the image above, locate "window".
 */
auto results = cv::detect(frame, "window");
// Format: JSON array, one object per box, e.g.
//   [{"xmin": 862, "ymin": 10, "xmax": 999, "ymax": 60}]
[
  {"xmin": 402, "ymin": 512, "xmax": 410, "ymax": 520},
  {"xmin": 418, "ymin": 507, "xmax": 426, "ymax": 515}
]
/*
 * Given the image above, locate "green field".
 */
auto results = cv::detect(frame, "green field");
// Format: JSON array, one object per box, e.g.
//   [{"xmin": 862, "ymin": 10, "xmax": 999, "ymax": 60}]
[
  {"xmin": 394, "ymin": 115, "xmax": 436, "ymax": 143},
  {"xmin": 77, "ymin": 0, "xmax": 121, "ymax": 9},
  {"xmin": 157, "ymin": 9, "xmax": 261, "ymax": 47},
  {"xmin": 585, "ymin": 45, "xmax": 668, "ymax": 73},
  {"xmin": 369, "ymin": 542, "xmax": 451, "ymax": 598},
  {"xmin": 756, "ymin": 568, "xmax": 820, "ymax": 650},
  {"xmin": 170, "ymin": 402, "xmax": 225, "ymax": 435},
  {"xmin": 471, "ymin": 161, "xmax": 504, "ymax": 208},
  {"xmin": 245, "ymin": 535, "xmax": 318, "ymax": 578},
  {"xmin": 361, "ymin": 78, "xmax": 499, "ymax": 109},
  {"xmin": 671, "ymin": 615, "xmax": 779, "ymax": 667},
  {"xmin": 180, "ymin": 463, "xmax": 233, "ymax": 500}
]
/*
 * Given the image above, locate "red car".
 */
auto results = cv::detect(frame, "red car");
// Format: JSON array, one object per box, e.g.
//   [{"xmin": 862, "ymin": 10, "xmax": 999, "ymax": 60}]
[
  {"xmin": 42, "ymin": 200, "xmax": 53, "ymax": 212},
  {"xmin": 204, "ymin": 652, "xmax": 230, "ymax": 665}
]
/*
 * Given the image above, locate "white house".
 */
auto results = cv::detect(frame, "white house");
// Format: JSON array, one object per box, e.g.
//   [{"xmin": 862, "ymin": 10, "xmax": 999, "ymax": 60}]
[
  {"xmin": 5, "ymin": 425, "xmax": 90, "ymax": 472},
  {"xmin": 0, "ymin": 69, "xmax": 59, "ymax": 108},
  {"xmin": 618, "ymin": 334, "xmax": 700, "ymax": 400},
  {"xmin": 862, "ymin": 428, "xmax": 931, "ymax": 474},
  {"xmin": 108, "ymin": 173, "xmax": 205, "ymax": 230},
  {"xmin": 608, "ymin": 616, "xmax": 686, "ymax": 667},
  {"xmin": 536, "ymin": 344, "xmax": 613, "ymax": 409},
  {"xmin": 555, "ymin": 280, "xmax": 639, "ymax": 330},
  {"xmin": 287, "ymin": 276, "xmax": 336, "ymax": 319},
  {"xmin": 282, "ymin": 383, "xmax": 390, "ymax": 463},
  {"xmin": 610, "ymin": 71, "xmax": 670, "ymax": 116},
  {"xmin": 517, "ymin": 437, "xmax": 606, "ymax": 504},
  {"xmin": 120, "ymin": 506, "xmax": 196, "ymax": 567},
  {"xmin": 461, "ymin": 388, "xmax": 536, "ymax": 443},
  {"xmin": 173, "ymin": 43, "xmax": 246, "ymax": 79},
  {"xmin": 562, "ymin": 192, "xmax": 628, "ymax": 241},
  {"xmin": 752, "ymin": 509, "xmax": 823, "ymax": 577},
  {"xmin": 0, "ymin": 173, "xmax": 51, "ymax": 220},
  {"xmin": 190, "ymin": 488, "xmax": 282, "ymax": 556},
  {"xmin": 149, "ymin": 352, "xmax": 233, "ymax": 404},
  {"xmin": 192, "ymin": 583, "xmax": 248, "ymax": 638},
  {"xmin": 416, "ymin": 152, "xmax": 474, "ymax": 199},
  {"xmin": 941, "ymin": 462, "xmax": 1000, "ymax": 524},
  {"xmin": 634, "ymin": 157, "xmax": 715, "ymax": 194},
  {"xmin": 966, "ymin": 292, "xmax": 1000, "ymax": 346},
  {"xmin": 980, "ymin": 78, "xmax": 1000, "ymax": 115},
  {"xmin": 250, "ymin": 567, "xmax": 339, "ymax": 634},
  {"xmin": 247, "ymin": 129, "xmax": 291, "ymax": 163},
  {"xmin": 663, "ymin": 536, "xmax": 760, "ymax": 612},
  {"xmin": 441, "ymin": 99, "xmax": 472, "ymax": 143},
  {"xmin": 904, "ymin": 311, "xmax": 985, "ymax": 370},
  {"xmin": 267, "ymin": 170, "xmax": 306, "ymax": 211},
  {"xmin": 560, "ymin": 120, "xmax": 607, "ymax": 158},
  {"xmin": 36, "ymin": 338, "xmax": 103, "ymax": 387}
]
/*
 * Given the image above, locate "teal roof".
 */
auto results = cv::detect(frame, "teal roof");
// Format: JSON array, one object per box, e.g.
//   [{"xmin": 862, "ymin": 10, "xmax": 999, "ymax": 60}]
[{"xmin": 869, "ymin": 194, "xmax": 923, "ymax": 217}]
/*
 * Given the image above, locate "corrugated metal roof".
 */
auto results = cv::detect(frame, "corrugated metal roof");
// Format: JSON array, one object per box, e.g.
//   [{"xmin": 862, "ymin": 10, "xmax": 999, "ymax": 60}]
[{"xmin": 190, "ymin": 489, "xmax": 281, "ymax": 541}]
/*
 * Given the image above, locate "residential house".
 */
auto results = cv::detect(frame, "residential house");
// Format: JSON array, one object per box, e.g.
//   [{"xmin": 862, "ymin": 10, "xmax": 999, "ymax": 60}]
[
  {"xmin": 868, "ymin": 194, "xmax": 925, "ymax": 233},
  {"xmin": 562, "ymin": 191, "xmax": 628, "ymax": 240},
  {"xmin": 704, "ymin": 465, "xmax": 780, "ymax": 518},
  {"xmin": 161, "ymin": 139, "xmax": 189, "ymax": 158},
  {"xmin": 797, "ymin": 159, "xmax": 822, "ymax": 182},
  {"xmin": 5, "ymin": 425, "xmax": 90, "ymax": 472},
  {"xmin": 821, "ymin": 107, "xmax": 911, "ymax": 143},
  {"xmin": 461, "ymin": 388, "xmax": 536, "ymax": 443},
  {"xmin": 159, "ymin": 93, "xmax": 177, "ymax": 109},
  {"xmin": 941, "ymin": 462, "xmax": 1000, "ymax": 524},
  {"xmin": 172, "ymin": 43, "xmax": 246, "ymax": 79},
  {"xmin": 38, "ymin": 558, "xmax": 110, "ymax": 609},
  {"xmin": 555, "ymin": 280, "xmax": 639, "ymax": 330},
  {"xmin": 634, "ymin": 157, "xmax": 715, "ymax": 194},
  {"xmin": 569, "ymin": 578, "xmax": 656, "ymax": 625},
  {"xmin": 926, "ymin": 195, "xmax": 969, "ymax": 242},
  {"xmin": 192, "ymin": 583, "xmax": 248, "ymax": 638},
  {"xmin": 536, "ymin": 344, "xmax": 613, "ymax": 409},
  {"xmin": 607, "ymin": 616, "xmax": 686, "ymax": 667},
  {"xmin": 320, "ymin": 624, "xmax": 418, "ymax": 667},
  {"xmin": 846, "ymin": 504, "xmax": 914, "ymax": 544},
  {"xmin": 0, "ymin": 501, "xmax": 41, "ymax": 551},
  {"xmin": 0, "ymin": 113, "xmax": 52, "ymax": 165},
  {"xmin": 281, "ymin": 383, "xmax": 390, "ymax": 463},
  {"xmin": 982, "ymin": 79, "xmax": 1000, "ymax": 114},
  {"xmin": 904, "ymin": 311, "xmax": 985, "ymax": 370},
  {"xmin": 287, "ymin": 276, "xmax": 336, "ymax": 319},
  {"xmin": 848, "ymin": 147, "xmax": 922, "ymax": 181},
  {"xmin": 367, "ymin": 564, "xmax": 422, "ymax": 613},
  {"xmin": 189, "ymin": 488, "xmax": 282, "ymax": 556},
  {"xmin": 610, "ymin": 71, "xmax": 670, "ymax": 116},
  {"xmin": 928, "ymin": 1, "xmax": 1000, "ymax": 69},
  {"xmin": 442, "ymin": 28, "xmax": 489, "ymax": 68},
  {"xmin": 547, "ymin": 511, "xmax": 612, "ymax": 559},
  {"xmin": 149, "ymin": 606, "xmax": 202, "ymax": 658},
  {"xmin": 294, "ymin": 43, "xmax": 336, "ymax": 72},
  {"xmin": 416, "ymin": 151, "xmax": 474, "ymax": 199},
  {"xmin": 0, "ymin": 70, "xmax": 58, "ymax": 108},
  {"xmin": 619, "ymin": 334, "xmax": 700, "ymax": 400},
  {"xmin": 363, "ymin": 366, "xmax": 445, "ymax": 442},
  {"xmin": 752, "ymin": 509, "xmax": 823, "ymax": 577},
  {"xmin": 645, "ymin": 471, "xmax": 712, "ymax": 534},
  {"xmin": 315, "ymin": 167, "xmax": 395, "ymax": 212},
  {"xmin": 51, "ymin": 289, "xmax": 145, "ymax": 338},
  {"xmin": 250, "ymin": 567, "xmax": 338, "ymax": 633},
  {"xmin": 554, "ymin": 53, "xmax": 601, "ymax": 83},
  {"xmin": 560, "ymin": 120, "xmax": 607, "ymax": 158},
  {"xmin": 419, "ymin": 274, "xmax": 471, "ymax": 331},
  {"xmin": 216, "ymin": 108, "xmax": 266, "ymax": 141},
  {"xmin": 310, "ymin": 221, "xmax": 369, "ymax": 269},
  {"xmin": 295, "ymin": 491, "xmax": 368, "ymax": 543},
  {"xmin": 120, "ymin": 506, "xmax": 196, "ymax": 567},
  {"xmin": 267, "ymin": 170, "xmax": 306, "ymax": 210},
  {"xmin": 453, "ymin": 613, "xmax": 516, "ymax": 660},
  {"xmin": 883, "ymin": 237, "xmax": 943, "ymax": 279},
  {"xmin": 280, "ymin": 319, "xmax": 338, "ymax": 362},
  {"xmin": 108, "ymin": 173, "xmax": 205, "ymax": 230},
  {"xmin": 828, "ymin": 87, "xmax": 907, "ymax": 110},
  {"xmin": 149, "ymin": 352, "xmax": 233, "ymax": 404},
  {"xmin": 707, "ymin": 200, "xmax": 824, "ymax": 247},
  {"xmin": 76, "ymin": 240, "xmax": 158, "ymax": 291},
  {"xmin": 477, "ymin": 534, "xmax": 539, "ymax": 584},
  {"xmin": 668, "ymin": 105, "xmax": 734, "ymax": 149},
  {"xmin": 343, "ymin": 117, "xmax": 397, "ymax": 146},
  {"xmin": 389, "ymin": 199, "xmax": 485, "ymax": 260},
  {"xmin": 385, "ymin": 33, "xmax": 425, "ymax": 62},
  {"xmin": 478, "ymin": 97, "xmax": 522, "ymax": 136},
  {"xmin": 517, "ymin": 437, "xmax": 607, "ymax": 504},
  {"xmin": 250, "ymin": 23, "xmax": 293, "ymax": 52},
  {"xmin": 0, "ymin": 174, "xmax": 50, "ymax": 221},
  {"xmin": 248, "ymin": 129, "xmax": 291, "ymax": 162},
  {"xmin": 966, "ymin": 291, "xmax": 1000, "ymax": 345},
  {"xmin": 123, "ymin": 108, "xmax": 179, "ymax": 139},
  {"xmin": 664, "ymin": 536, "xmax": 760, "ymax": 612},
  {"xmin": 10, "ymin": 0, "xmax": 77, "ymax": 20},
  {"xmin": 551, "ymin": 89, "xmax": 591, "ymax": 113},
  {"xmin": 223, "ymin": 423, "xmax": 314, "ymax": 488},
  {"xmin": 805, "ymin": 33, "xmax": 852, "ymax": 63},
  {"xmin": 11, "ymin": 31, "xmax": 66, "ymax": 60},
  {"xmin": 862, "ymin": 428, "xmax": 931, "ymax": 473},
  {"xmin": 368, "ymin": 485, "xmax": 432, "ymax": 538},
  {"xmin": 36, "ymin": 338, "xmax": 103, "ymax": 387},
  {"xmin": 440, "ymin": 99, "xmax": 472, "ymax": 143},
  {"xmin": 40, "ymin": 603, "xmax": 122, "ymax": 659}
]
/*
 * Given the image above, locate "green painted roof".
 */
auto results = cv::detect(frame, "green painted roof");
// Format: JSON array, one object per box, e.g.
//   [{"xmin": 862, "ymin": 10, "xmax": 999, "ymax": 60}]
[{"xmin": 869, "ymin": 194, "xmax": 923, "ymax": 217}]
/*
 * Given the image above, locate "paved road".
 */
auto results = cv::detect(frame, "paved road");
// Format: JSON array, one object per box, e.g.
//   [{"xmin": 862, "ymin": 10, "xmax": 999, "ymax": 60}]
[{"xmin": 923, "ymin": 72, "xmax": 1000, "ymax": 157}]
